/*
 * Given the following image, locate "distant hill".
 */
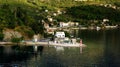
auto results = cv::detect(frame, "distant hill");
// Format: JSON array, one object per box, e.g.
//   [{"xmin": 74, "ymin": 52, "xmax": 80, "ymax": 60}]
[{"xmin": 1, "ymin": 0, "xmax": 120, "ymax": 8}]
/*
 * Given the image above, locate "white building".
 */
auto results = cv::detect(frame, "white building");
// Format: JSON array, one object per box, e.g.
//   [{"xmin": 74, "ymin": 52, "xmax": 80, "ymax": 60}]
[
  {"xmin": 103, "ymin": 19, "xmax": 109, "ymax": 22},
  {"xmin": 48, "ymin": 17, "xmax": 53, "ymax": 22},
  {"xmin": 60, "ymin": 22, "xmax": 69, "ymax": 27},
  {"xmin": 60, "ymin": 22, "xmax": 79, "ymax": 27},
  {"xmin": 55, "ymin": 32, "xmax": 65, "ymax": 38}
]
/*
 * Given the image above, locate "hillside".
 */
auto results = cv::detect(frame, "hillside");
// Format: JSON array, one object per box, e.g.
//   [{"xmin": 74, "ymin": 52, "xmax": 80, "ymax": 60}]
[{"xmin": 0, "ymin": 0, "xmax": 120, "ymax": 40}]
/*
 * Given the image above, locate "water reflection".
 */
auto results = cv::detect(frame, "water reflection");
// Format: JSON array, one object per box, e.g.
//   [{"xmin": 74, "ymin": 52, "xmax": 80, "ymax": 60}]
[
  {"xmin": 0, "ymin": 45, "xmax": 44, "ymax": 66},
  {"xmin": 80, "ymin": 47, "xmax": 83, "ymax": 54},
  {"xmin": 38, "ymin": 46, "xmax": 44, "ymax": 55},
  {"xmin": 0, "ymin": 29, "xmax": 120, "ymax": 67},
  {"xmin": 55, "ymin": 46, "xmax": 64, "ymax": 51},
  {"xmin": 3, "ymin": 46, "xmax": 13, "ymax": 54}
]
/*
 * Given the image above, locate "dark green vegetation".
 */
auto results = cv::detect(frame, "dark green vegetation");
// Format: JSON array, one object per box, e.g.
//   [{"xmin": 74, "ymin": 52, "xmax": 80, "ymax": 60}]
[
  {"xmin": 0, "ymin": 0, "xmax": 120, "ymax": 39},
  {"xmin": 0, "ymin": 0, "xmax": 47, "ymax": 39},
  {"xmin": 0, "ymin": 32, "xmax": 4, "ymax": 41},
  {"xmin": 11, "ymin": 37, "xmax": 22, "ymax": 44},
  {"xmin": 66, "ymin": 5, "xmax": 120, "ymax": 23},
  {"xmin": 114, "ymin": 2, "xmax": 120, "ymax": 7},
  {"xmin": 0, "ymin": 3, "xmax": 45, "ymax": 34}
]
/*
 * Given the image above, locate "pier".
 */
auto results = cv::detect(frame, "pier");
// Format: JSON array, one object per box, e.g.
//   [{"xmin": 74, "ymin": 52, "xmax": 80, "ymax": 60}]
[
  {"xmin": 0, "ymin": 41, "xmax": 86, "ymax": 47},
  {"xmin": 0, "ymin": 41, "xmax": 86, "ymax": 54}
]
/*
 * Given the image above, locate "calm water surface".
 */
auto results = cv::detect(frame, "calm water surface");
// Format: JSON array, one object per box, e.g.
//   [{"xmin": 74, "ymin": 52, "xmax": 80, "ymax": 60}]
[{"xmin": 0, "ymin": 29, "xmax": 120, "ymax": 67}]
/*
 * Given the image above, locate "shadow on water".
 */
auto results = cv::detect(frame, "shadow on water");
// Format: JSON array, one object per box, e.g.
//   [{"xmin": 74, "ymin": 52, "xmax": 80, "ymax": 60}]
[
  {"xmin": 0, "ymin": 46, "xmax": 32, "ymax": 62},
  {"xmin": 0, "ymin": 45, "xmax": 45, "ymax": 66},
  {"xmin": 38, "ymin": 46, "xmax": 44, "ymax": 55},
  {"xmin": 0, "ymin": 46, "xmax": 3, "ymax": 53}
]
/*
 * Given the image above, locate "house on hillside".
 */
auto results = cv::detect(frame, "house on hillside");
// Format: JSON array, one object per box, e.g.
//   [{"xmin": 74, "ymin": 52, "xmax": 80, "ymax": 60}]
[
  {"xmin": 54, "ymin": 31, "xmax": 65, "ymax": 43},
  {"xmin": 68, "ymin": 21, "xmax": 79, "ymax": 27},
  {"xmin": 60, "ymin": 22, "xmax": 79, "ymax": 27},
  {"xmin": 103, "ymin": 19, "xmax": 109, "ymax": 22},
  {"xmin": 60, "ymin": 22, "xmax": 69, "ymax": 27},
  {"xmin": 55, "ymin": 32, "xmax": 65, "ymax": 38},
  {"xmin": 44, "ymin": 23, "xmax": 49, "ymax": 29},
  {"xmin": 54, "ymin": 31, "xmax": 77, "ymax": 44},
  {"xmin": 47, "ymin": 28, "xmax": 56, "ymax": 34}
]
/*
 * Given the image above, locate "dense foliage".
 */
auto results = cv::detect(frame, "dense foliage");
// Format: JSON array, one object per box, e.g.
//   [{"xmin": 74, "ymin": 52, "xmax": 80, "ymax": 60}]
[
  {"xmin": 11, "ymin": 37, "xmax": 22, "ymax": 43},
  {"xmin": 114, "ymin": 2, "xmax": 120, "ymax": 7},
  {"xmin": 66, "ymin": 5, "xmax": 120, "ymax": 23},
  {"xmin": 0, "ymin": 3, "xmax": 46, "ymax": 36},
  {"xmin": 0, "ymin": 32, "xmax": 4, "ymax": 41},
  {"xmin": 0, "ymin": 0, "xmax": 120, "ymax": 39}
]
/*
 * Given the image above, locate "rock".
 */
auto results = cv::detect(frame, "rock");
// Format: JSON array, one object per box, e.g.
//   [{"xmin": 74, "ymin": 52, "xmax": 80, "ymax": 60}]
[{"xmin": 3, "ymin": 29, "xmax": 22, "ymax": 41}]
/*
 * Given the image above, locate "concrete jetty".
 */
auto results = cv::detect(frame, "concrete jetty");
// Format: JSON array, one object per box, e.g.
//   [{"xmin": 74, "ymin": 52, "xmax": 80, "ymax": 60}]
[{"xmin": 0, "ymin": 41, "xmax": 86, "ymax": 47}]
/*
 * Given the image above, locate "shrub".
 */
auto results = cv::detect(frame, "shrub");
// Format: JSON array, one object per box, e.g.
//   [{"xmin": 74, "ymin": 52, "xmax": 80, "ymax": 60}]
[
  {"xmin": 114, "ymin": 2, "xmax": 120, "ymax": 7},
  {"xmin": 0, "ymin": 32, "xmax": 4, "ymax": 41},
  {"xmin": 15, "ymin": 26, "xmax": 35, "ymax": 39},
  {"xmin": 25, "ymin": 30, "xmax": 34, "ymax": 38},
  {"xmin": 11, "ymin": 37, "xmax": 22, "ymax": 43},
  {"xmin": 64, "ymin": 31, "xmax": 70, "ymax": 38}
]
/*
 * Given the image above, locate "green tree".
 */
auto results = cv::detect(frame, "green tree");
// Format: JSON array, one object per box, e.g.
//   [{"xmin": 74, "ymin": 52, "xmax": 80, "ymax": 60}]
[{"xmin": 15, "ymin": 26, "xmax": 35, "ymax": 39}]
